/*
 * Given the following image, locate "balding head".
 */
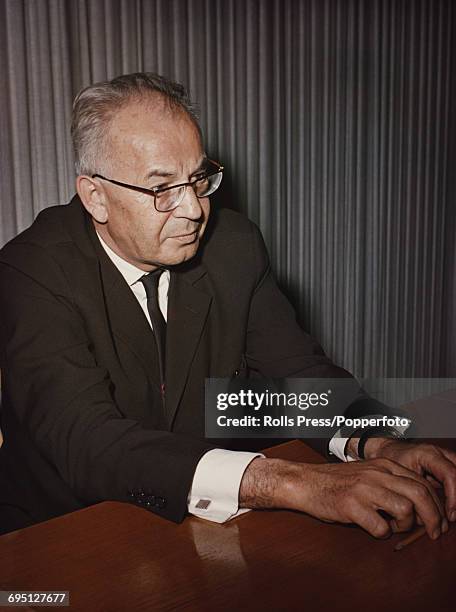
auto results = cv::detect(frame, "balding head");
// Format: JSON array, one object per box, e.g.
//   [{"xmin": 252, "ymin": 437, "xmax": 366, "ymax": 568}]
[{"xmin": 71, "ymin": 72, "xmax": 201, "ymax": 177}]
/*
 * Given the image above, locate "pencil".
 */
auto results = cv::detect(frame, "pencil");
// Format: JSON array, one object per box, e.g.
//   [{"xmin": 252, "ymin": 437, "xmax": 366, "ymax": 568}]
[{"xmin": 394, "ymin": 526, "xmax": 426, "ymax": 551}]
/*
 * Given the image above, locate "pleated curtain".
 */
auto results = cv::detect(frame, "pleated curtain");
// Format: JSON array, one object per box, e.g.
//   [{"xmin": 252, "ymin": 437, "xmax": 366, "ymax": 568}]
[{"xmin": 1, "ymin": 0, "xmax": 455, "ymax": 377}]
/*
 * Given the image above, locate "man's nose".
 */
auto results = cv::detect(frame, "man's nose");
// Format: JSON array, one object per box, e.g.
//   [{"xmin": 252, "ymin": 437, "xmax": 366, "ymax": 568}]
[{"xmin": 175, "ymin": 185, "xmax": 204, "ymax": 219}]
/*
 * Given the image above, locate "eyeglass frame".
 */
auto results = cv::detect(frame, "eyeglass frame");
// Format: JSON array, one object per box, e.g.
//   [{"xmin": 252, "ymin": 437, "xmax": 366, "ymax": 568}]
[{"xmin": 92, "ymin": 159, "xmax": 224, "ymax": 213}]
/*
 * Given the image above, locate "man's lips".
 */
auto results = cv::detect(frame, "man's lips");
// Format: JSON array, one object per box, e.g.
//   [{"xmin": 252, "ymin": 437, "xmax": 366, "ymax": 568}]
[{"xmin": 171, "ymin": 230, "xmax": 199, "ymax": 243}]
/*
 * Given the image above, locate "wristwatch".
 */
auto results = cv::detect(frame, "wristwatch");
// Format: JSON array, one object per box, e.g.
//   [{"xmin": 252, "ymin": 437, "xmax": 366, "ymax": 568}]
[{"xmin": 356, "ymin": 425, "xmax": 406, "ymax": 460}]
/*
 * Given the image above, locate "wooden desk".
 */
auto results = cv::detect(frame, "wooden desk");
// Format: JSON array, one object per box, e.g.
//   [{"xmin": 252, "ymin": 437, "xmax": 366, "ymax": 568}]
[{"xmin": 0, "ymin": 441, "xmax": 454, "ymax": 611}]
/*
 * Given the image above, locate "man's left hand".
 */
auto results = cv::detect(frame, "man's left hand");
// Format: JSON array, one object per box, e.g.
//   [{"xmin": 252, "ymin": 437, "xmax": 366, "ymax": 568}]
[{"xmin": 364, "ymin": 438, "xmax": 456, "ymax": 522}]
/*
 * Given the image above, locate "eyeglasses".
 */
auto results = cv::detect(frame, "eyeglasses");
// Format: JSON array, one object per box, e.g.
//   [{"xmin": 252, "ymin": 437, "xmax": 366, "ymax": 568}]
[{"xmin": 92, "ymin": 159, "xmax": 223, "ymax": 213}]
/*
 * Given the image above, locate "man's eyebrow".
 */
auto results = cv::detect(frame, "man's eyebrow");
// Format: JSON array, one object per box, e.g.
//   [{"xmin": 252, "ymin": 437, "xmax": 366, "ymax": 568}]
[
  {"xmin": 144, "ymin": 158, "xmax": 208, "ymax": 182},
  {"xmin": 190, "ymin": 158, "xmax": 208, "ymax": 175},
  {"xmin": 144, "ymin": 168, "xmax": 176, "ymax": 180}
]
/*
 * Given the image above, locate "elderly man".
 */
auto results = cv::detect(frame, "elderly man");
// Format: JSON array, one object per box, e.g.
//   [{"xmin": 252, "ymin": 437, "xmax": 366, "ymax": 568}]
[{"xmin": 0, "ymin": 73, "xmax": 455, "ymax": 538}]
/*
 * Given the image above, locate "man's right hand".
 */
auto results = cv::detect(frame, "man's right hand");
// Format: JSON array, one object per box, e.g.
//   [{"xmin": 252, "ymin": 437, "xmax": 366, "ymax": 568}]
[{"xmin": 239, "ymin": 457, "xmax": 448, "ymax": 539}]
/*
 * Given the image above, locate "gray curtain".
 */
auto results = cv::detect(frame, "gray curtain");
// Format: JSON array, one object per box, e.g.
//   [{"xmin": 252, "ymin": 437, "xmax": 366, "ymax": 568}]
[{"xmin": 1, "ymin": 0, "xmax": 455, "ymax": 377}]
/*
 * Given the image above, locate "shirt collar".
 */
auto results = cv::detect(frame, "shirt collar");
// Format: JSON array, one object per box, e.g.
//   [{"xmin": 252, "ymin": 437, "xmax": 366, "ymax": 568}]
[{"xmin": 96, "ymin": 231, "xmax": 161, "ymax": 287}]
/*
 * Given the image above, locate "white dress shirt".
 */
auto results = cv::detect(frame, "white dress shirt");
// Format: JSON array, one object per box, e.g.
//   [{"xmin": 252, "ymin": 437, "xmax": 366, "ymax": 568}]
[{"xmin": 96, "ymin": 232, "xmax": 352, "ymax": 522}]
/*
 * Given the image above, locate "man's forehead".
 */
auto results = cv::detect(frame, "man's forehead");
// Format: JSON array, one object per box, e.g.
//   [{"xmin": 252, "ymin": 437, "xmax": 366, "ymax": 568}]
[{"xmin": 107, "ymin": 98, "xmax": 203, "ymax": 176}]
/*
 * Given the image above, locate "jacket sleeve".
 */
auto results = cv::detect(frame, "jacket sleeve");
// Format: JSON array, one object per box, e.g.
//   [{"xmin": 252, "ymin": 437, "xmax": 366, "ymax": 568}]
[
  {"xmin": 0, "ymin": 245, "xmax": 214, "ymax": 523},
  {"xmin": 245, "ymin": 222, "xmax": 391, "ymax": 457}
]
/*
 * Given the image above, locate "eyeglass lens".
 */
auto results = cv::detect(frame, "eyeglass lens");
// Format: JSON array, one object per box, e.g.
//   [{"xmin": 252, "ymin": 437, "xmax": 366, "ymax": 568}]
[{"xmin": 155, "ymin": 171, "xmax": 223, "ymax": 212}]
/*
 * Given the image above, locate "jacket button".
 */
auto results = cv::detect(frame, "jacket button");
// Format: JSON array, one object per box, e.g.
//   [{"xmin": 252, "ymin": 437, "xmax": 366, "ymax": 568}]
[
  {"xmin": 156, "ymin": 497, "xmax": 167, "ymax": 509},
  {"xmin": 234, "ymin": 369, "xmax": 240, "ymax": 377}
]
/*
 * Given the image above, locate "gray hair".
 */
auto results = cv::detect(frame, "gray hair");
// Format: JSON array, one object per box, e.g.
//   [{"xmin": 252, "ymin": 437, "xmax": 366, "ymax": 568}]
[{"xmin": 71, "ymin": 72, "xmax": 200, "ymax": 176}]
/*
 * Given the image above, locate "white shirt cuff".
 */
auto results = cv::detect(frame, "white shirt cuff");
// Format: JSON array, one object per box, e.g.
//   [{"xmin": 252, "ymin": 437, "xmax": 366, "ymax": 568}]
[
  {"xmin": 187, "ymin": 448, "xmax": 264, "ymax": 523},
  {"xmin": 328, "ymin": 435, "xmax": 356, "ymax": 462}
]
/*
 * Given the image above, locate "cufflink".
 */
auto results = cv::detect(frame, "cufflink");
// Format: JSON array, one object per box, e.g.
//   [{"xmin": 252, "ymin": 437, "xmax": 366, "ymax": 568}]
[{"xmin": 195, "ymin": 499, "xmax": 211, "ymax": 510}]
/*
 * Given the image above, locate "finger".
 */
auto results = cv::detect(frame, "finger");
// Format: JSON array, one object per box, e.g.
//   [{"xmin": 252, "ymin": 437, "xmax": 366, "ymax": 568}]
[
  {"xmin": 384, "ymin": 474, "xmax": 442, "ymax": 539},
  {"xmin": 400, "ymin": 474, "xmax": 444, "ymax": 521},
  {"xmin": 348, "ymin": 501, "xmax": 392, "ymax": 539},
  {"xmin": 373, "ymin": 489, "xmax": 415, "ymax": 533},
  {"xmin": 440, "ymin": 447, "xmax": 456, "ymax": 467},
  {"xmin": 418, "ymin": 450, "xmax": 456, "ymax": 520},
  {"xmin": 413, "ymin": 511, "xmax": 448, "ymax": 533},
  {"xmin": 380, "ymin": 459, "xmax": 445, "ymax": 520},
  {"xmin": 425, "ymin": 474, "xmax": 442, "ymax": 488}
]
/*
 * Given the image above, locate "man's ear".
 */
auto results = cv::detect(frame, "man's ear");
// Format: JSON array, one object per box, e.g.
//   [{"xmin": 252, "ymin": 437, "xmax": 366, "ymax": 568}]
[{"xmin": 76, "ymin": 176, "xmax": 109, "ymax": 223}]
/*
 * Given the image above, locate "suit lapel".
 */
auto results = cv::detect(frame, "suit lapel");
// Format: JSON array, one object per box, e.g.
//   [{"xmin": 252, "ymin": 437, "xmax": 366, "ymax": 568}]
[
  {"xmin": 64, "ymin": 195, "xmax": 213, "ymax": 428},
  {"xmin": 83, "ymin": 207, "xmax": 163, "ymax": 396},
  {"xmin": 97, "ymin": 250, "xmax": 162, "ymax": 391},
  {"xmin": 165, "ymin": 263, "xmax": 212, "ymax": 429}
]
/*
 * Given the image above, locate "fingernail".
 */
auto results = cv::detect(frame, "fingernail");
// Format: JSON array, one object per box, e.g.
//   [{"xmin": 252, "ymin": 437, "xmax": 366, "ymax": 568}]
[
  {"xmin": 450, "ymin": 511, "xmax": 456, "ymax": 522},
  {"xmin": 442, "ymin": 518, "xmax": 449, "ymax": 533},
  {"xmin": 432, "ymin": 529, "xmax": 440, "ymax": 540}
]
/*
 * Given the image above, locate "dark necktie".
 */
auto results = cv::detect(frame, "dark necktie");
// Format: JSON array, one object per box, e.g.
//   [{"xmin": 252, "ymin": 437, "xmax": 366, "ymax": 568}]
[{"xmin": 141, "ymin": 269, "xmax": 166, "ymax": 397}]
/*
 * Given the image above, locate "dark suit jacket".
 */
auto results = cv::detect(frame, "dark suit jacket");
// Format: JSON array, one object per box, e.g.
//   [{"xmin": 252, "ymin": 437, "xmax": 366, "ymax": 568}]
[{"xmin": 0, "ymin": 196, "xmax": 372, "ymax": 532}]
